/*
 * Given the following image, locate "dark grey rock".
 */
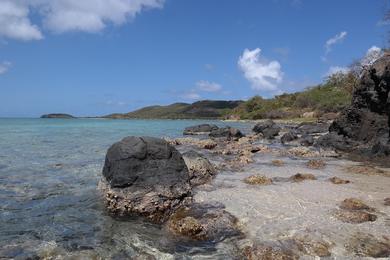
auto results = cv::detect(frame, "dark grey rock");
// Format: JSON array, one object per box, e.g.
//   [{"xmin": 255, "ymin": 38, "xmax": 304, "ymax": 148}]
[
  {"xmin": 209, "ymin": 126, "xmax": 244, "ymax": 139},
  {"xmin": 183, "ymin": 124, "xmax": 219, "ymax": 135},
  {"xmin": 300, "ymin": 135, "xmax": 314, "ymax": 146},
  {"xmin": 40, "ymin": 113, "xmax": 75, "ymax": 119},
  {"xmin": 281, "ymin": 131, "xmax": 299, "ymax": 144},
  {"xmin": 100, "ymin": 136, "xmax": 192, "ymax": 223},
  {"xmin": 296, "ymin": 122, "xmax": 329, "ymax": 135},
  {"xmin": 253, "ymin": 120, "xmax": 281, "ymax": 139},
  {"xmin": 182, "ymin": 150, "xmax": 216, "ymax": 186}
]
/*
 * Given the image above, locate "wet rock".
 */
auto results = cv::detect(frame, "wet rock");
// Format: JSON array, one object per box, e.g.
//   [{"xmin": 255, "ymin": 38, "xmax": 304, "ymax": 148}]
[
  {"xmin": 293, "ymin": 236, "xmax": 331, "ymax": 257},
  {"xmin": 167, "ymin": 203, "xmax": 241, "ymax": 242},
  {"xmin": 182, "ymin": 150, "xmax": 216, "ymax": 186},
  {"xmin": 315, "ymin": 132, "xmax": 357, "ymax": 151},
  {"xmin": 299, "ymin": 135, "xmax": 314, "ymax": 146},
  {"xmin": 306, "ymin": 159, "xmax": 326, "ymax": 169},
  {"xmin": 385, "ymin": 197, "xmax": 390, "ymax": 206},
  {"xmin": 253, "ymin": 120, "xmax": 281, "ymax": 139},
  {"xmin": 290, "ymin": 173, "xmax": 317, "ymax": 182},
  {"xmin": 286, "ymin": 147, "xmax": 319, "ymax": 157},
  {"xmin": 272, "ymin": 160, "xmax": 284, "ymax": 166},
  {"xmin": 344, "ymin": 165, "xmax": 390, "ymax": 177},
  {"xmin": 296, "ymin": 122, "xmax": 329, "ymax": 135},
  {"xmin": 340, "ymin": 198, "xmax": 372, "ymax": 211},
  {"xmin": 183, "ymin": 124, "xmax": 219, "ymax": 135},
  {"xmin": 99, "ymin": 136, "xmax": 192, "ymax": 223},
  {"xmin": 346, "ymin": 233, "xmax": 390, "ymax": 258},
  {"xmin": 199, "ymin": 139, "xmax": 218, "ymax": 149},
  {"xmin": 209, "ymin": 126, "xmax": 244, "ymax": 140},
  {"xmin": 243, "ymin": 175, "xmax": 273, "ymax": 185},
  {"xmin": 242, "ymin": 244, "xmax": 299, "ymax": 260},
  {"xmin": 165, "ymin": 137, "xmax": 217, "ymax": 150},
  {"xmin": 329, "ymin": 176, "xmax": 350, "ymax": 184},
  {"xmin": 335, "ymin": 210, "xmax": 377, "ymax": 223},
  {"xmin": 281, "ymin": 131, "xmax": 298, "ymax": 144}
]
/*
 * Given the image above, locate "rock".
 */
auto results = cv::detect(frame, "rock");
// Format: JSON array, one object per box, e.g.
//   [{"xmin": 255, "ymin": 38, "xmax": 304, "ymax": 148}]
[
  {"xmin": 290, "ymin": 173, "xmax": 317, "ymax": 182},
  {"xmin": 293, "ymin": 236, "xmax": 331, "ymax": 257},
  {"xmin": 182, "ymin": 150, "xmax": 216, "ymax": 186},
  {"xmin": 302, "ymin": 111, "xmax": 316, "ymax": 118},
  {"xmin": 329, "ymin": 176, "xmax": 350, "ymax": 184},
  {"xmin": 40, "ymin": 113, "xmax": 75, "ymax": 119},
  {"xmin": 287, "ymin": 147, "xmax": 319, "ymax": 157},
  {"xmin": 272, "ymin": 160, "xmax": 284, "ymax": 166},
  {"xmin": 335, "ymin": 210, "xmax": 377, "ymax": 223},
  {"xmin": 281, "ymin": 131, "xmax": 298, "ymax": 144},
  {"xmin": 242, "ymin": 244, "xmax": 299, "ymax": 260},
  {"xmin": 167, "ymin": 203, "xmax": 240, "ymax": 242},
  {"xmin": 199, "ymin": 139, "xmax": 218, "ymax": 150},
  {"xmin": 183, "ymin": 124, "xmax": 219, "ymax": 135},
  {"xmin": 346, "ymin": 233, "xmax": 390, "ymax": 258},
  {"xmin": 209, "ymin": 126, "xmax": 244, "ymax": 140},
  {"xmin": 385, "ymin": 198, "xmax": 390, "ymax": 206},
  {"xmin": 299, "ymin": 135, "xmax": 314, "ymax": 146},
  {"xmin": 306, "ymin": 159, "xmax": 326, "ymax": 169},
  {"xmin": 343, "ymin": 165, "xmax": 390, "ymax": 177},
  {"xmin": 320, "ymin": 54, "xmax": 390, "ymax": 156},
  {"xmin": 319, "ymin": 112, "xmax": 339, "ymax": 122},
  {"xmin": 243, "ymin": 175, "xmax": 273, "ymax": 185},
  {"xmin": 100, "ymin": 136, "xmax": 192, "ymax": 223},
  {"xmin": 252, "ymin": 120, "xmax": 281, "ymax": 139},
  {"xmin": 340, "ymin": 198, "xmax": 372, "ymax": 211},
  {"xmin": 315, "ymin": 132, "xmax": 357, "ymax": 151},
  {"xmin": 296, "ymin": 122, "xmax": 329, "ymax": 135}
]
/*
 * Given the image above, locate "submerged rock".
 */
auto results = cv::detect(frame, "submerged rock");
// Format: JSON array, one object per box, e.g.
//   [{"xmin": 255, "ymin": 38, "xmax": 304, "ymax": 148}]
[
  {"xmin": 183, "ymin": 124, "xmax": 219, "ymax": 135},
  {"xmin": 271, "ymin": 159, "xmax": 285, "ymax": 166},
  {"xmin": 182, "ymin": 150, "xmax": 216, "ymax": 186},
  {"xmin": 335, "ymin": 210, "xmax": 377, "ymax": 224},
  {"xmin": 167, "ymin": 203, "xmax": 241, "ymax": 242},
  {"xmin": 306, "ymin": 159, "xmax": 326, "ymax": 169},
  {"xmin": 252, "ymin": 120, "xmax": 281, "ymax": 139},
  {"xmin": 346, "ymin": 233, "xmax": 390, "ymax": 258},
  {"xmin": 340, "ymin": 198, "xmax": 372, "ymax": 211},
  {"xmin": 100, "ymin": 136, "xmax": 192, "ymax": 223},
  {"xmin": 329, "ymin": 176, "xmax": 350, "ymax": 184},
  {"xmin": 385, "ymin": 197, "xmax": 390, "ymax": 206},
  {"xmin": 209, "ymin": 126, "xmax": 244, "ymax": 140},
  {"xmin": 243, "ymin": 175, "xmax": 273, "ymax": 185},
  {"xmin": 290, "ymin": 173, "xmax": 317, "ymax": 182},
  {"xmin": 242, "ymin": 244, "xmax": 299, "ymax": 260}
]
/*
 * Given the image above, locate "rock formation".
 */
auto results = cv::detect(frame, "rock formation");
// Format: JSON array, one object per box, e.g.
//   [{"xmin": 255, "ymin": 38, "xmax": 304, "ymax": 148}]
[{"xmin": 183, "ymin": 124, "xmax": 219, "ymax": 135}]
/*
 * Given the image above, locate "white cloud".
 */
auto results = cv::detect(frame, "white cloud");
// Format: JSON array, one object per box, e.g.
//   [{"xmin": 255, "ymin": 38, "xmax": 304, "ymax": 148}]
[
  {"xmin": 196, "ymin": 80, "xmax": 222, "ymax": 92},
  {"xmin": 326, "ymin": 66, "xmax": 349, "ymax": 77},
  {"xmin": 361, "ymin": 46, "xmax": 383, "ymax": 67},
  {"xmin": 0, "ymin": 61, "xmax": 12, "ymax": 74},
  {"xmin": 180, "ymin": 91, "xmax": 201, "ymax": 100},
  {"xmin": 0, "ymin": 1, "xmax": 43, "ymax": 41},
  {"xmin": 0, "ymin": 0, "xmax": 164, "ymax": 40},
  {"xmin": 325, "ymin": 31, "xmax": 347, "ymax": 54},
  {"xmin": 238, "ymin": 48, "xmax": 283, "ymax": 92}
]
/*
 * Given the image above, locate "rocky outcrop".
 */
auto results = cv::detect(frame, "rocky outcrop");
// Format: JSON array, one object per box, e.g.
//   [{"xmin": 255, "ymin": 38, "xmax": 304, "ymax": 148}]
[
  {"xmin": 99, "ymin": 136, "xmax": 192, "ymax": 223},
  {"xmin": 209, "ymin": 126, "xmax": 244, "ymax": 139},
  {"xmin": 281, "ymin": 131, "xmax": 298, "ymax": 144},
  {"xmin": 182, "ymin": 150, "xmax": 216, "ymax": 186},
  {"xmin": 183, "ymin": 124, "xmax": 219, "ymax": 135},
  {"xmin": 40, "ymin": 113, "xmax": 75, "ymax": 119},
  {"xmin": 253, "ymin": 120, "xmax": 281, "ymax": 139},
  {"xmin": 317, "ymin": 53, "xmax": 390, "ymax": 157}
]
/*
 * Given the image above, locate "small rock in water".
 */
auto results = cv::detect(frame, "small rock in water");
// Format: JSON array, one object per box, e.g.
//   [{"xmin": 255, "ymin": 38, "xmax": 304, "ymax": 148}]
[
  {"xmin": 182, "ymin": 150, "xmax": 216, "ymax": 186},
  {"xmin": 272, "ymin": 160, "xmax": 284, "ymax": 166},
  {"xmin": 306, "ymin": 159, "xmax": 326, "ymax": 169},
  {"xmin": 167, "ymin": 203, "xmax": 241, "ymax": 242},
  {"xmin": 243, "ymin": 175, "xmax": 273, "ymax": 185},
  {"xmin": 329, "ymin": 176, "xmax": 350, "ymax": 184},
  {"xmin": 293, "ymin": 236, "xmax": 331, "ymax": 257},
  {"xmin": 209, "ymin": 126, "xmax": 244, "ymax": 140},
  {"xmin": 384, "ymin": 198, "xmax": 390, "ymax": 206},
  {"xmin": 252, "ymin": 120, "xmax": 281, "ymax": 139},
  {"xmin": 281, "ymin": 131, "xmax": 298, "ymax": 144},
  {"xmin": 299, "ymin": 135, "xmax": 314, "ymax": 147},
  {"xmin": 242, "ymin": 244, "xmax": 299, "ymax": 260},
  {"xmin": 334, "ymin": 210, "xmax": 377, "ymax": 224},
  {"xmin": 346, "ymin": 233, "xmax": 390, "ymax": 258},
  {"xmin": 183, "ymin": 124, "xmax": 219, "ymax": 135},
  {"xmin": 340, "ymin": 198, "xmax": 372, "ymax": 211},
  {"xmin": 290, "ymin": 173, "xmax": 317, "ymax": 182}
]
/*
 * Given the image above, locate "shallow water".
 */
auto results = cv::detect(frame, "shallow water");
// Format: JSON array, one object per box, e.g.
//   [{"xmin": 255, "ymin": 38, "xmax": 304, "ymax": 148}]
[{"xmin": 0, "ymin": 118, "xmax": 250, "ymax": 259}]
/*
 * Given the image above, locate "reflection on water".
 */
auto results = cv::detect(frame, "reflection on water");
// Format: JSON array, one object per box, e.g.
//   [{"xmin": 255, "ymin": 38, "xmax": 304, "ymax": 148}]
[{"xmin": 0, "ymin": 118, "xmax": 250, "ymax": 259}]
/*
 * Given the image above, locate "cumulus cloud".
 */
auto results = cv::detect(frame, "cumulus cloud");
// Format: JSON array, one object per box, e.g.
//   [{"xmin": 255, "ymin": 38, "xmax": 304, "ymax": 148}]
[
  {"xmin": 0, "ymin": 1, "xmax": 43, "ymax": 41},
  {"xmin": 238, "ymin": 48, "xmax": 283, "ymax": 92},
  {"xmin": 326, "ymin": 66, "xmax": 349, "ymax": 77},
  {"xmin": 0, "ymin": 0, "xmax": 164, "ymax": 40},
  {"xmin": 0, "ymin": 61, "xmax": 12, "ymax": 74},
  {"xmin": 325, "ymin": 31, "xmax": 347, "ymax": 54},
  {"xmin": 361, "ymin": 46, "xmax": 383, "ymax": 67},
  {"xmin": 196, "ymin": 80, "xmax": 222, "ymax": 92}
]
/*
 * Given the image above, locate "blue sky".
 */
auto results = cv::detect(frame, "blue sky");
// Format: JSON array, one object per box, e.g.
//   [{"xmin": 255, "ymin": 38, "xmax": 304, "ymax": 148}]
[{"xmin": 0, "ymin": 0, "xmax": 388, "ymax": 117}]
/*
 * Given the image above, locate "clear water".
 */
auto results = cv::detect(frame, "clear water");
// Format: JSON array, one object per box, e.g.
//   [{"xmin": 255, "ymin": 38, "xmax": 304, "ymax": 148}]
[{"xmin": 0, "ymin": 118, "xmax": 250, "ymax": 259}]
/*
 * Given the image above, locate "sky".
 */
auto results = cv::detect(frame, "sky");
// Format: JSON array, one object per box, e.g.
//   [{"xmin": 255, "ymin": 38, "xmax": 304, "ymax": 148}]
[{"xmin": 0, "ymin": 0, "xmax": 389, "ymax": 117}]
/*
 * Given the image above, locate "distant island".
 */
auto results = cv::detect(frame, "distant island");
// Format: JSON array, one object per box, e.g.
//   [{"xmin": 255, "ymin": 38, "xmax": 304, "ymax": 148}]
[{"xmin": 41, "ymin": 113, "xmax": 76, "ymax": 119}]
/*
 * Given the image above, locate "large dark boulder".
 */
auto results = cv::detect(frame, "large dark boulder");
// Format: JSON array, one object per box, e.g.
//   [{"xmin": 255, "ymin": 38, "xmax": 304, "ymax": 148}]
[
  {"xmin": 253, "ymin": 120, "xmax": 281, "ymax": 139},
  {"xmin": 281, "ymin": 131, "xmax": 299, "ymax": 144},
  {"xmin": 209, "ymin": 126, "xmax": 244, "ymax": 139},
  {"xmin": 296, "ymin": 122, "xmax": 329, "ymax": 135},
  {"xmin": 183, "ymin": 124, "xmax": 219, "ymax": 135},
  {"xmin": 99, "ymin": 136, "xmax": 192, "ymax": 223},
  {"xmin": 318, "ymin": 53, "xmax": 390, "ymax": 155}
]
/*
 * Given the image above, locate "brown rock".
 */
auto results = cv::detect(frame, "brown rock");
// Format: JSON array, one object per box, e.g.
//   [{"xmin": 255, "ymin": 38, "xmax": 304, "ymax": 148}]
[
  {"xmin": 329, "ymin": 176, "xmax": 350, "ymax": 184},
  {"xmin": 272, "ymin": 160, "xmax": 285, "ymax": 166},
  {"xmin": 290, "ymin": 173, "xmax": 316, "ymax": 182},
  {"xmin": 242, "ymin": 244, "xmax": 299, "ymax": 260},
  {"xmin": 293, "ymin": 237, "xmax": 331, "ymax": 257},
  {"xmin": 335, "ymin": 210, "xmax": 377, "ymax": 223},
  {"xmin": 385, "ymin": 198, "xmax": 390, "ymax": 206},
  {"xmin": 340, "ymin": 198, "xmax": 372, "ymax": 211},
  {"xmin": 306, "ymin": 159, "xmax": 326, "ymax": 169},
  {"xmin": 346, "ymin": 233, "xmax": 390, "ymax": 258},
  {"xmin": 182, "ymin": 150, "xmax": 216, "ymax": 186},
  {"xmin": 243, "ymin": 175, "xmax": 273, "ymax": 185}
]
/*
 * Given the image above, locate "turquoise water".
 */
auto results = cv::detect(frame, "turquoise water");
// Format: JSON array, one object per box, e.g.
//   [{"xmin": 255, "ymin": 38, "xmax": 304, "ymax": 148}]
[{"xmin": 0, "ymin": 118, "xmax": 250, "ymax": 259}]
